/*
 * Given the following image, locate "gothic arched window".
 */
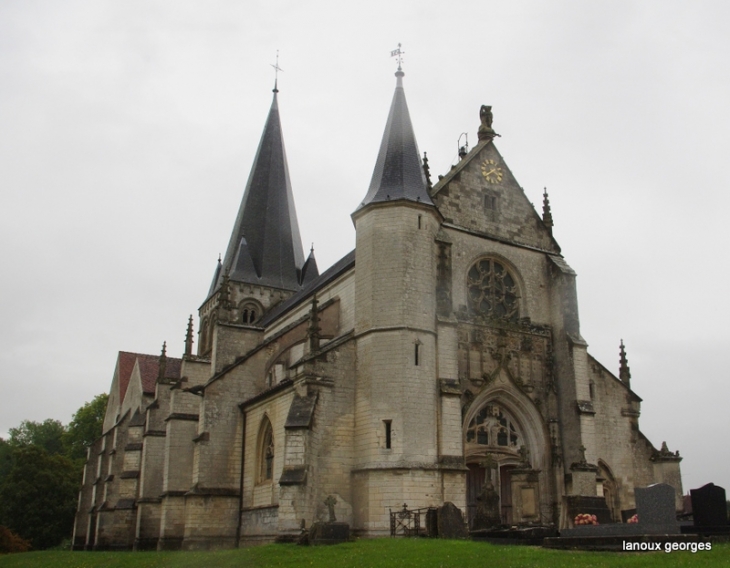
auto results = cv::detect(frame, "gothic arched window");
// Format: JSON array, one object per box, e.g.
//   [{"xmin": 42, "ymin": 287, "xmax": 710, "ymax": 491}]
[
  {"xmin": 200, "ymin": 317, "xmax": 209, "ymax": 354},
  {"xmin": 467, "ymin": 259, "xmax": 519, "ymax": 321},
  {"xmin": 258, "ymin": 418, "xmax": 274, "ymax": 483},
  {"xmin": 465, "ymin": 404, "xmax": 521, "ymax": 449}
]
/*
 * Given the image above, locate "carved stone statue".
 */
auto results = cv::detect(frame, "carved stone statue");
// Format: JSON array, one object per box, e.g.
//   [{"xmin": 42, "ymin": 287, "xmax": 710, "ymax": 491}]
[
  {"xmin": 478, "ymin": 105, "xmax": 499, "ymax": 141},
  {"xmin": 480, "ymin": 105, "xmax": 493, "ymax": 128}
]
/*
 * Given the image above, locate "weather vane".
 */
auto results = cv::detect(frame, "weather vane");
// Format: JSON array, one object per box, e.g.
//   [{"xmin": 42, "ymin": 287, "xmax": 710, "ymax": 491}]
[
  {"xmin": 390, "ymin": 43, "xmax": 404, "ymax": 71},
  {"xmin": 270, "ymin": 50, "xmax": 283, "ymax": 92}
]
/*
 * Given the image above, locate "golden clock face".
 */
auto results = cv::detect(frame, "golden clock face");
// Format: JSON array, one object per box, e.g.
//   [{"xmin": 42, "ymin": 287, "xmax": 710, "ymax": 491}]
[{"xmin": 480, "ymin": 159, "xmax": 504, "ymax": 184}]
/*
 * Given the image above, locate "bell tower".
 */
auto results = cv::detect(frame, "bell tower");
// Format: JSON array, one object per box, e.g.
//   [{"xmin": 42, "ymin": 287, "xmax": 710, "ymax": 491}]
[{"xmin": 351, "ymin": 62, "xmax": 445, "ymax": 534}]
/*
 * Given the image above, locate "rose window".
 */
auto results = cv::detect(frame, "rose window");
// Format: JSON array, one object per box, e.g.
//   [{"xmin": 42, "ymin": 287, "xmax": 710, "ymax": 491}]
[{"xmin": 467, "ymin": 259, "xmax": 518, "ymax": 320}]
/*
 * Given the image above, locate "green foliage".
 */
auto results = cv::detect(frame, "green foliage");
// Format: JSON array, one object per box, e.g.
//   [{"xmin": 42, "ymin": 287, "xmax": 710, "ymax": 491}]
[
  {"xmin": 7, "ymin": 419, "xmax": 65, "ymax": 456},
  {"xmin": 0, "ymin": 540, "xmax": 728, "ymax": 568},
  {"xmin": 63, "ymin": 393, "xmax": 108, "ymax": 463},
  {"xmin": 0, "ymin": 440, "xmax": 11, "ymax": 480},
  {"xmin": 0, "ymin": 445, "xmax": 79, "ymax": 550},
  {"xmin": 0, "ymin": 526, "xmax": 31, "ymax": 554},
  {"xmin": 0, "ymin": 394, "xmax": 109, "ymax": 551}
]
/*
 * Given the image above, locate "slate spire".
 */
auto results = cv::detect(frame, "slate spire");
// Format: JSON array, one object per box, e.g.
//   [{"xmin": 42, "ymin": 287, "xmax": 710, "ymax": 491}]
[
  {"xmin": 212, "ymin": 86, "xmax": 311, "ymax": 294},
  {"xmin": 357, "ymin": 67, "xmax": 433, "ymax": 210}
]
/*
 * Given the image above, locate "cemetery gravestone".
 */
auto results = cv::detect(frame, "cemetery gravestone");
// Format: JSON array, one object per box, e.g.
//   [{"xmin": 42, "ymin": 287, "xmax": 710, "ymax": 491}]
[
  {"xmin": 437, "ymin": 502, "xmax": 468, "ymax": 539},
  {"xmin": 690, "ymin": 483, "xmax": 729, "ymax": 533},
  {"xmin": 635, "ymin": 483, "xmax": 679, "ymax": 534}
]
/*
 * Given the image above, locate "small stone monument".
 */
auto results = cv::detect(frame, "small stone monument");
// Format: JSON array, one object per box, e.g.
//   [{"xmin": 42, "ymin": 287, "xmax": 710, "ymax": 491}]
[
  {"xmin": 309, "ymin": 495, "xmax": 350, "ymax": 545},
  {"xmin": 437, "ymin": 502, "xmax": 468, "ymax": 539}
]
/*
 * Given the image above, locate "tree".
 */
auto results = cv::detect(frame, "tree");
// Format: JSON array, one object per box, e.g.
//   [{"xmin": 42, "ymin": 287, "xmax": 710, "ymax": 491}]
[
  {"xmin": 0, "ymin": 446, "xmax": 78, "ymax": 549},
  {"xmin": 7, "ymin": 419, "xmax": 65, "ymax": 456},
  {"xmin": 0, "ymin": 439, "xmax": 11, "ymax": 480},
  {"xmin": 63, "ymin": 393, "xmax": 109, "ymax": 463}
]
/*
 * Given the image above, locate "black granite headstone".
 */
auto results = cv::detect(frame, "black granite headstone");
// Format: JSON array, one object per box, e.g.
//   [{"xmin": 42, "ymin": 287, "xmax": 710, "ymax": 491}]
[
  {"xmin": 690, "ymin": 483, "xmax": 728, "ymax": 528},
  {"xmin": 437, "ymin": 502, "xmax": 468, "ymax": 539}
]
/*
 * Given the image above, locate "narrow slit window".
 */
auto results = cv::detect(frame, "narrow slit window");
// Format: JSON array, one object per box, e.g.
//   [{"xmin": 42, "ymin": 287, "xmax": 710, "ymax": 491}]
[
  {"xmin": 485, "ymin": 195, "xmax": 496, "ymax": 210},
  {"xmin": 384, "ymin": 420, "xmax": 392, "ymax": 449},
  {"xmin": 414, "ymin": 343, "xmax": 420, "ymax": 366},
  {"xmin": 418, "ymin": 215, "xmax": 422, "ymax": 229}
]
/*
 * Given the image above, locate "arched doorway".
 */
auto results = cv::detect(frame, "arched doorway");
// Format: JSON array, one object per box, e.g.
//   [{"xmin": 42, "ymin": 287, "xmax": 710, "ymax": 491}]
[{"xmin": 463, "ymin": 387, "xmax": 550, "ymax": 528}]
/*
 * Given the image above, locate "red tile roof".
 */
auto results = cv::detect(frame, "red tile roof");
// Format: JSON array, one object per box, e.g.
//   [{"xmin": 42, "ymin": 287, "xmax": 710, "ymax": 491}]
[
  {"xmin": 117, "ymin": 351, "xmax": 182, "ymax": 397},
  {"xmin": 117, "ymin": 352, "xmax": 139, "ymax": 403}
]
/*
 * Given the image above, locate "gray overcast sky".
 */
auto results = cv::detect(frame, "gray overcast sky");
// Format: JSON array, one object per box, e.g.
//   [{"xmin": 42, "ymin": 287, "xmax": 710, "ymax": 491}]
[{"xmin": 1, "ymin": 0, "xmax": 728, "ymax": 494}]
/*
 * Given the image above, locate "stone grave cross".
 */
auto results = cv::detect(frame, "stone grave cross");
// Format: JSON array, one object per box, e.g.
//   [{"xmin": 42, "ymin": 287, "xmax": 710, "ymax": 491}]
[{"xmin": 324, "ymin": 495, "xmax": 337, "ymax": 523}]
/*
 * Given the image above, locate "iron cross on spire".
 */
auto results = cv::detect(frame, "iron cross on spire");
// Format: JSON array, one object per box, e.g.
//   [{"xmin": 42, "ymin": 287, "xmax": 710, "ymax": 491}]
[
  {"xmin": 270, "ymin": 50, "xmax": 283, "ymax": 93},
  {"xmin": 390, "ymin": 43, "xmax": 404, "ymax": 70}
]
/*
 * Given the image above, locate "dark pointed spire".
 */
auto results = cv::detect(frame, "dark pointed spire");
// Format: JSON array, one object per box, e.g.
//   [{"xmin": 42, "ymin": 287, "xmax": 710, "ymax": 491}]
[
  {"xmin": 185, "ymin": 315, "xmax": 194, "ymax": 357},
  {"xmin": 619, "ymin": 339, "xmax": 631, "ymax": 388},
  {"xmin": 357, "ymin": 66, "xmax": 433, "ymax": 210},
  {"xmin": 300, "ymin": 244, "xmax": 319, "ymax": 286},
  {"xmin": 158, "ymin": 341, "xmax": 167, "ymax": 382},
  {"xmin": 542, "ymin": 187, "xmax": 554, "ymax": 232},
  {"xmin": 212, "ymin": 87, "xmax": 306, "ymax": 293}
]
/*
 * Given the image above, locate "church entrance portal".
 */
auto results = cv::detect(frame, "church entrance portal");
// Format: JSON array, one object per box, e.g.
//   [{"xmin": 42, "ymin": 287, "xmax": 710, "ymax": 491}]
[{"xmin": 466, "ymin": 462, "xmax": 518, "ymax": 527}]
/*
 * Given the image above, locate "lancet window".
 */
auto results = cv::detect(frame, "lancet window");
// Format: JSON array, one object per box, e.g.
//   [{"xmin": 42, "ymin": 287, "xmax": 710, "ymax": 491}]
[
  {"xmin": 258, "ymin": 418, "xmax": 274, "ymax": 482},
  {"xmin": 466, "ymin": 259, "xmax": 519, "ymax": 321},
  {"xmin": 465, "ymin": 404, "xmax": 521, "ymax": 449}
]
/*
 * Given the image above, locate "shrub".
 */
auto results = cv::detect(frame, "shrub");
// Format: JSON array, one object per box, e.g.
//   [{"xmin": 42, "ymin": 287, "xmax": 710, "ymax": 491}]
[{"xmin": 0, "ymin": 525, "xmax": 31, "ymax": 554}]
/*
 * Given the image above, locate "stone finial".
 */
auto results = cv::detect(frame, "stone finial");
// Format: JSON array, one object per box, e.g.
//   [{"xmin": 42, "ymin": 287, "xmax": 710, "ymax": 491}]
[
  {"xmin": 324, "ymin": 495, "xmax": 337, "ymax": 523},
  {"xmin": 422, "ymin": 152, "xmax": 432, "ymax": 191},
  {"xmin": 158, "ymin": 341, "xmax": 167, "ymax": 381},
  {"xmin": 477, "ymin": 105, "xmax": 500, "ymax": 141},
  {"xmin": 217, "ymin": 267, "xmax": 233, "ymax": 321},
  {"xmin": 619, "ymin": 339, "xmax": 631, "ymax": 388},
  {"xmin": 542, "ymin": 187, "xmax": 554, "ymax": 231},
  {"xmin": 308, "ymin": 294, "xmax": 321, "ymax": 352},
  {"xmin": 184, "ymin": 315, "xmax": 194, "ymax": 357}
]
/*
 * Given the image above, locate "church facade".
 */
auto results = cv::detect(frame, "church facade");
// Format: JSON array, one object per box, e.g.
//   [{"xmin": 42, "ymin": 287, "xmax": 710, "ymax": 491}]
[{"xmin": 73, "ymin": 67, "xmax": 682, "ymax": 550}]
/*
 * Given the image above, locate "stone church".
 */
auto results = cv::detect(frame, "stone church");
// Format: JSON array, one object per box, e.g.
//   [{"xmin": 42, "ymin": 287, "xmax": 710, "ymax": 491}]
[{"xmin": 73, "ymin": 65, "xmax": 682, "ymax": 550}]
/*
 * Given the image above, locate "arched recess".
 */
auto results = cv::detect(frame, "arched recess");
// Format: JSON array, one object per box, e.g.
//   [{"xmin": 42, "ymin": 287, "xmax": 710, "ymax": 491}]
[
  {"xmin": 463, "ymin": 381, "xmax": 549, "ymax": 470},
  {"xmin": 463, "ymin": 376, "xmax": 551, "ymax": 525},
  {"xmin": 597, "ymin": 460, "xmax": 620, "ymax": 522},
  {"xmin": 256, "ymin": 416, "xmax": 275, "ymax": 484}
]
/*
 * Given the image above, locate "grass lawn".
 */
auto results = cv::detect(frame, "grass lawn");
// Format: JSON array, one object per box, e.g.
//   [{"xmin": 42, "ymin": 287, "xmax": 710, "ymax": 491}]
[{"xmin": 0, "ymin": 538, "xmax": 727, "ymax": 568}]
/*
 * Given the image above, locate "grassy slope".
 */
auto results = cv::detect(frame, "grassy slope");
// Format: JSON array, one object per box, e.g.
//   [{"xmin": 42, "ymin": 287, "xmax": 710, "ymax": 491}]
[{"xmin": 0, "ymin": 539, "xmax": 727, "ymax": 568}]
